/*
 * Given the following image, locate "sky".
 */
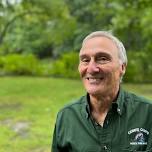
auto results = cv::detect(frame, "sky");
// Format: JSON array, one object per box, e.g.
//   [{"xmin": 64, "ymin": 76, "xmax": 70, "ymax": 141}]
[{"xmin": 2, "ymin": 0, "xmax": 22, "ymax": 6}]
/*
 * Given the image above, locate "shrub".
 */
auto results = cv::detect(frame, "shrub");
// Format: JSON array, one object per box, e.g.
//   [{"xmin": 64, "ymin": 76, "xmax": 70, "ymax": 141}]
[
  {"xmin": 124, "ymin": 58, "xmax": 142, "ymax": 82},
  {"xmin": 0, "ymin": 54, "xmax": 42, "ymax": 76},
  {"xmin": 124, "ymin": 51, "xmax": 152, "ymax": 83},
  {"xmin": 51, "ymin": 52, "xmax": 80, "ymax": 78}
]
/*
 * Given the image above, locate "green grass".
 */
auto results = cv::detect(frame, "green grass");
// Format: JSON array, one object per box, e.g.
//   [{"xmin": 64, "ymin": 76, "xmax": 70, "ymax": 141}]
[{"xmin": 0, "ymin": 77, "xmax": 152, "ymax": 152}]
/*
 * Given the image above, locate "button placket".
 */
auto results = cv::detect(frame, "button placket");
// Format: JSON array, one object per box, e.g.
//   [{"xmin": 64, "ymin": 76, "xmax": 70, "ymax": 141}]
[
  {"xmin": 102, "ymin": 145, "xmax": 111, "ymax": 152},
  {"xmin": 103, "ymin": 145, "xmax": 108, "ymax": 150}
]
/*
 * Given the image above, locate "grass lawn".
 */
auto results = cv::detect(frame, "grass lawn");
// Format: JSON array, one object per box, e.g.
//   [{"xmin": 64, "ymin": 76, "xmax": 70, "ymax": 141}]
[{"xmin": 0, "ymin": 77, "xmax": 152, "ymax": 152}]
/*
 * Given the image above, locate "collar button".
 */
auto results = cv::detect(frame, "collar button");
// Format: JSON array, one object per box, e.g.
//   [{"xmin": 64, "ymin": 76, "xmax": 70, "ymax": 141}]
[
  {"xmin": 117, "ymin": 108, "xmax": 121, "ymax": 112},
  {"xmin": 103, "ymin": 145, "xmax": 108, "ymax": 150}
]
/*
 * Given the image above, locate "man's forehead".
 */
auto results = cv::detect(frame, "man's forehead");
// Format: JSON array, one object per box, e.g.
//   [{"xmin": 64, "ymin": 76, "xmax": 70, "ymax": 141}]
[
  {"xmin": 79, "ymin": 51, "xmax": 112, "ymax": 60},
  {"xmin": 80, "ymin": 36, "xmax": 119, "ymax": 56},
  {"xmin": 81, "ymin": 36, "xmax": 118, "ymax": 51}
]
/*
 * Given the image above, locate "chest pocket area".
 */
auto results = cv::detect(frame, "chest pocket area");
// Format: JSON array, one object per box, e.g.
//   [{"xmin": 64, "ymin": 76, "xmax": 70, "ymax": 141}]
[
  {"xmin": 122, "ymin": 147, "xmax": 152, "ymax": 152},
  {"xmin": 83, "ymin": 146, "xmax": 101, "ymax": 152},
  {"xmin": 123, "ymin": 150, "xmax": 152, "ymax": 152}
]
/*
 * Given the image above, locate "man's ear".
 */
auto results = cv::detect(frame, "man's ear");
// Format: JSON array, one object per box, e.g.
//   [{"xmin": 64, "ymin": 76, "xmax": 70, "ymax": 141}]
[{"xmin": 120, "ymin": 63, "xmax": 127, "ymax": 76}]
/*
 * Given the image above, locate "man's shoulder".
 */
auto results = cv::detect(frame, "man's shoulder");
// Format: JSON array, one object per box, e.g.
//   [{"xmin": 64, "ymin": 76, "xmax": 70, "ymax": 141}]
[
  {"xmin": 124, "ymin": 90, "xmax": 152, "ymax": 105},
  {"xmin": 58, "ymin": 95, "xmax": 86, "ymax": 114}
]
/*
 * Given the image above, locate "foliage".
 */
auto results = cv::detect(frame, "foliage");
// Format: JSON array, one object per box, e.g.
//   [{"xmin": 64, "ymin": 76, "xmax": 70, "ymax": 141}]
[
  {"xmin": 0, "ymin": 0, "xmax": 152, "ymax": 82},
  {"xmin": 124, "ymin": 51, "xmax": 152, "ymax": 83},
  {"xmin": 124, "ymin": 52, "xmax": 143, "ymax": 82},
  {"xmin": 0, "ymin": 0, "xmax": 151, "ymax": 56},
  {"xmin": 0, "ymin": 54, "xmax": 42, "ymax": 75},
  {"xmin": 0, "ymin": 52, "xmax": 80, "ymax": 78},
  {"xmin": 51, "ymin": 52, "xmax": 79, "ymax": 78},
  {"xmin": 0, "ymin": 0, "xmax": 77, "ymax": 57}
]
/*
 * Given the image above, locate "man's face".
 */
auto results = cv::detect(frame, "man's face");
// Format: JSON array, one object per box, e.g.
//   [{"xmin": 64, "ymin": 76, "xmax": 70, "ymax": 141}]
[{"xmin": 78, "ymin": 36, "xmax": 126, "ymax": 96}]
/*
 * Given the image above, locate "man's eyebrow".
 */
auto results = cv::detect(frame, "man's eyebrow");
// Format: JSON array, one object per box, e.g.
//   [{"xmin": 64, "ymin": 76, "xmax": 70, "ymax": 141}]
[
  {"xmin": 79, "ymin": 54, "xmax": 88, "ymax": 58},
  {"xmin": 79, "ymin": 51, "xmax": 111, "ymax": 58},
  {"xmin": 95, "ymin": 52, "xmax": 111, "ymax": 56}
]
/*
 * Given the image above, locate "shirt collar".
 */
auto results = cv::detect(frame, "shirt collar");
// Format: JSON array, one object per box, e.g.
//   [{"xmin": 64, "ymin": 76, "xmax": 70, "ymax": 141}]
[
  {"xmin": 83, "ymin": 86, "xmax": 125, "ymax": 118},
  {"xmin": 115, "ymin": 86, "xmax": 125, "ymax": 115},
  {"xmin": 84, "ymin": 94, "xmax": 91, "ymax": 119}
]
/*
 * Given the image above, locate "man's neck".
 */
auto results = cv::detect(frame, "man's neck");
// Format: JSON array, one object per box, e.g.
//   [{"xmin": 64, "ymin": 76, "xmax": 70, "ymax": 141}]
[{"xmin": 89, "ymin": 88, "xmax": 119, "ymax": 126}]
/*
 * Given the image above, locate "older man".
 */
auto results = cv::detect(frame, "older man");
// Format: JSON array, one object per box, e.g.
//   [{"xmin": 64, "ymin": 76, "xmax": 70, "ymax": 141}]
[{"xmin": 52, "ymin": 31, "xmax": 152, "ymax": 152}]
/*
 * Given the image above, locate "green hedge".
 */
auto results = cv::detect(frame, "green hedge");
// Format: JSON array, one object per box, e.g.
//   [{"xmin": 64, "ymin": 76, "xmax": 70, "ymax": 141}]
[
  {"xmin": 51, "ymin": 52, "xmax": 80, "ymax": 78},
  {"xmin": 124, "ymin": 51, "xmax": 152, "ymax": 83},
  {"xmin": 0, "ymin": 52, "xmax": 80, "ymax": 78},
  {"xmin": 0, "ymin": 52, "xmax": 152, "ymax": 83},
  {"xmin": 0, "ymin": 54, "xmax": 43, "ymax": 76}
]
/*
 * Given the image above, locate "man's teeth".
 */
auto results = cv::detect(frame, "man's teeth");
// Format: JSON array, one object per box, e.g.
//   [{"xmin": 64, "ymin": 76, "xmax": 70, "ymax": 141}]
[
  {"xmin": 87, "ymin": 78, "xmax": 102, "ymax": 82},
  {"xmin": 87, "ymin": 78, "xmax": 101, "ymax": 80}
]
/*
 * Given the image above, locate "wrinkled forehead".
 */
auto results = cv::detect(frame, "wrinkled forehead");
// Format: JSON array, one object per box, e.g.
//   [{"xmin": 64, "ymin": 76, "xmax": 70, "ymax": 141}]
[{"xmin": 80, "ymin": 36, "xmax": 119, "ymax": 55}]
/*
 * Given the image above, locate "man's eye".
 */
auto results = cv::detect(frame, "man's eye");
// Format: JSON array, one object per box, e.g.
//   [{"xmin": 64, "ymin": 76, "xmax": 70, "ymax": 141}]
[
  {"xmin": 81, "ymin": 58, "xmax": 89, "ymax": 62},
  {"xmin": 100, "ymin": 57, "xmax": 107, "ymax": 60},
  {"xmin": 96, "ymin": 56, "xmax": 110, "ymax": 64},
  {"xmin": 97, "ymin": 56, "xmax": 107, "ymax": 61}
]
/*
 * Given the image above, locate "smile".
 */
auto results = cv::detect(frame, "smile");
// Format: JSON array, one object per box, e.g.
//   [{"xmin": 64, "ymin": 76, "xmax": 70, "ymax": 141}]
[{"xmin": 86, "ymin": 77, "xmax": 103, "ymax": 83}]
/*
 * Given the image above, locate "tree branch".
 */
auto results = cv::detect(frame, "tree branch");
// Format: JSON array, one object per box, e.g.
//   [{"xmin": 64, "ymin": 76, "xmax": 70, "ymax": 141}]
[{"xmin": 0, "ymin": 10, "xmax": 45, "ymax": 45}]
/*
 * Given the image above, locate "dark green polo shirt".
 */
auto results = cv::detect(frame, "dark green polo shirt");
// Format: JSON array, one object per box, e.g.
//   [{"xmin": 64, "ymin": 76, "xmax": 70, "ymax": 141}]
[{"xmin": 52, "ymin": 88, "xmax": 152, "ymax": 152}]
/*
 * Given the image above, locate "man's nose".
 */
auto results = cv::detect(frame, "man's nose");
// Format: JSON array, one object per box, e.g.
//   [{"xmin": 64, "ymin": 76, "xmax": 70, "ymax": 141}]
[{"xmin": 87, "ymin": 61, "xmax": 100, "ymax": 73}]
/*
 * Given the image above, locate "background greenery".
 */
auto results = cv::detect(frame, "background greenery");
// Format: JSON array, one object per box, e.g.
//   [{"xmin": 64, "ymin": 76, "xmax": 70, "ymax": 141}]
[
  {"xmin": 0, "ymin": 77, "xmax": 84, "ymax": 152},
  {"xmin": 0, "ymin": 0, "xmax": 152, "ymax": 82},
  {"xmin": 0, "ymin": 0, "xmax": 152, "ymax": 152},
  {"xmin": 0, "ymin": 77, "xmax": 152, "ymax": 152}
]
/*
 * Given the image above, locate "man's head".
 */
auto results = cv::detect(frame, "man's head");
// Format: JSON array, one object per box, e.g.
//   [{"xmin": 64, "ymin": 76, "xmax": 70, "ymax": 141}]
[{"xmin": 78, "ymin": 31, "xmax": 127, "ymax": 97}]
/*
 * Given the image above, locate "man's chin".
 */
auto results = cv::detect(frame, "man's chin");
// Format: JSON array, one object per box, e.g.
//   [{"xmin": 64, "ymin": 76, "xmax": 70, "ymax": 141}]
[
  {"xmin": 85, "ymin": 85, "xmax": 108, "ymax": 95},
  {"xmin": 86, "ymin": 89, "xmax": 102, "ymax": 96}
]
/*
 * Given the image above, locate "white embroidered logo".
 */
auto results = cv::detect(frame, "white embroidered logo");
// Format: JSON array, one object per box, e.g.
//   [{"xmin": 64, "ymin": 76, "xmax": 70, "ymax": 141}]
[{"xmin": 128, "ymin": 128, "xmax": 149, "ymax": 145}]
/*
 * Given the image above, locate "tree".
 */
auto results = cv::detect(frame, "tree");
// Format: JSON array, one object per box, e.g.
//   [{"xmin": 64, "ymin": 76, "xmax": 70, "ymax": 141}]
[{"xmin": 0, "ymin": 0, "xmax": 77, "ymax": 57}]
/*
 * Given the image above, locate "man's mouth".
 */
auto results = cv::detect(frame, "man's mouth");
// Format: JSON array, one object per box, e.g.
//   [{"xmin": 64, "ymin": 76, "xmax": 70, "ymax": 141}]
[{"xmin": 85, "ymin": 77, "xmax": 104, "ymax": 83}]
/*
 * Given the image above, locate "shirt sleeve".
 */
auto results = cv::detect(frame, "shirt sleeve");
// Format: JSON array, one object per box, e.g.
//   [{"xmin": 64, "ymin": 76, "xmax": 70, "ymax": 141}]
[
  {"xmin": 51, "ymin": 124, "xmax": 59, "ymax": 152},
  {"xmin": 51, "ymin": 111, "xmax": 66, "ymax": 152},
  {"xmin": 51, "ymin": 110, "xmax": 70, "ymax": 152}
]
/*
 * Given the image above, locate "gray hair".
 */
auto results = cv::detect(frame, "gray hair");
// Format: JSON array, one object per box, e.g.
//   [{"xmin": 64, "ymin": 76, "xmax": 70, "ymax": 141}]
[{"xmin": 82, "ymin": 31, "xmax": 128, "ymax": 65}]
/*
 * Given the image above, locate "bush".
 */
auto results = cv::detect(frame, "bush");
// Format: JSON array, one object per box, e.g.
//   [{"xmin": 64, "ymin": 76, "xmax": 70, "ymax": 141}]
[
  {"xmin": 124, "ymin": 58, "xmax": 142, "ymax": 82},
  {"xmin": 0, "ymin": 54, "xmax": 43, "ymax": 76},
  {"xmin": 51, "ymin": 52, "xmax": 80, "ymax": 78},
  {"xmin": 124, "ymin": 51, "xmax": 152, "ymax": 83}
]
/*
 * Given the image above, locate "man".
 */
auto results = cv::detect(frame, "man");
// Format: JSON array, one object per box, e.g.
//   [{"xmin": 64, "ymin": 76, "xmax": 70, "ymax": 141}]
[{"xmin": 52, "ymin": 31, "xmax": 152, "ymax": 152}]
